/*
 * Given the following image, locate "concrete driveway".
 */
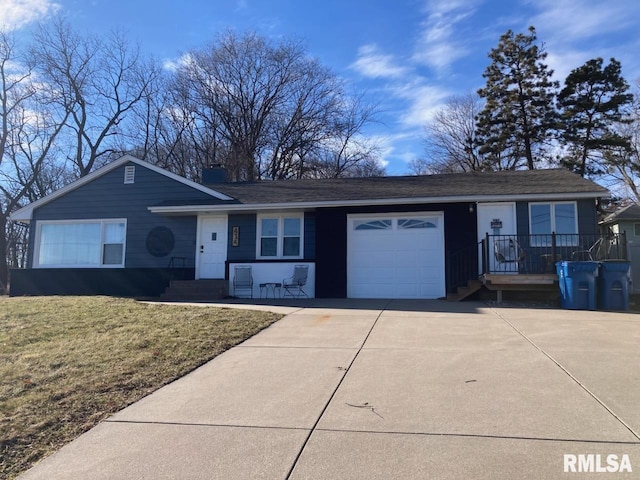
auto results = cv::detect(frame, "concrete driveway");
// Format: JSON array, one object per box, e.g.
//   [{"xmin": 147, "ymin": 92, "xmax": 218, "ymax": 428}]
[{"xmin": 20, "ymin": 300, "xmax": 640, "ymax": 479}]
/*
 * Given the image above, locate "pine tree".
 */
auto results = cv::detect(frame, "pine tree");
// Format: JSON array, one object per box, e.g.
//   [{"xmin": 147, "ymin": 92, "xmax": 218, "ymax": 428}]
[
  {"xmin": 557, "ymin": 57, "xmax": 633, "ymax": 177},
  {"xmin": 476, "ymin": 26, "xmax": 558, "ymax": 170}
]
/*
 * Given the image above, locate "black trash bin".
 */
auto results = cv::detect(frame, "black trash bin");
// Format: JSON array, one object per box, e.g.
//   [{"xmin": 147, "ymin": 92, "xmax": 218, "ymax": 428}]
[
  {"xmin": 556, "ymin": 261, "xmax": 598, "ymax": 310},
  {"xmin": 599, "ymin": 261, "xmax": 631, "ymax": 311}
]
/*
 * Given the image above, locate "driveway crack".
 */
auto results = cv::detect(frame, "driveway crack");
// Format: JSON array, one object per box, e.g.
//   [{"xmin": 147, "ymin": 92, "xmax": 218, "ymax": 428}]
[
  {"xmin": 490, "ymin": 306, "xmax": 640, "ymax": 441},
  {"xmin": 284, "ymin": 301, "xmax": 390, "ymax": 479}
]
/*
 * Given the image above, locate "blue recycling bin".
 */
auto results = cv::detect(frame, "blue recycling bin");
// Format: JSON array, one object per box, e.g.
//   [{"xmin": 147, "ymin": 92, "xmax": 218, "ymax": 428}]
[
  {"xmin": 599, "ymin": 261, "xmax": 631, "ymax": 311},
  {"xmin": 556, "ymin": 261, "xmax": 598, "ymax": 310}
]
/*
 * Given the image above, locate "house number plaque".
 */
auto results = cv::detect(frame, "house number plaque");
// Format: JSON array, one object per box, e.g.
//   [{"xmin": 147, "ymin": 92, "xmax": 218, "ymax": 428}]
[
  {"xmin": 232, "ymin": 226, "xmax": 240, "ymax": 247},
  {"xmin": 490, "ymin": 219, "xmax": 503, "ymax": 229}
]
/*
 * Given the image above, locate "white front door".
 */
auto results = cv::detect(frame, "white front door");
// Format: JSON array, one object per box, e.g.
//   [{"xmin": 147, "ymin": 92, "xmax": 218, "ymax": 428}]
[
  {"xmin": 197, "ymin": 216, "xmax": 227, "ymax": 279},
  {"xmin": 477, "ymin": 203, "xmax": 517, "ymax": 273}
]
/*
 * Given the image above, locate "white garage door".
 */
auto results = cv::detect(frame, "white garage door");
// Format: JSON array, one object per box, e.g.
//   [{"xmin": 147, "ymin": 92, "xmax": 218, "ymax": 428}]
[{"xmin": 347, "ymin": 213, "xmax": 445, "ymax": 299}]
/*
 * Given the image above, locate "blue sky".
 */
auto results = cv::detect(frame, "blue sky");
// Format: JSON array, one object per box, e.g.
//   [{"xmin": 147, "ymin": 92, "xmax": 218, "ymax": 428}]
[{"xmin": 3, "ymin": 0, "xmax": 640, "ymax": 174}]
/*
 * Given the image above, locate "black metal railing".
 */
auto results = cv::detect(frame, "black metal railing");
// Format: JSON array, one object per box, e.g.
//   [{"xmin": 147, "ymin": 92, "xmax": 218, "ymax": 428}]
[
  {"xmin": 446, "ymin": 242, "xmax": 481, "ymax": 292},
  {"xmin": 480, "ymin": 232, "xmax": 627, "ymax": 275}
]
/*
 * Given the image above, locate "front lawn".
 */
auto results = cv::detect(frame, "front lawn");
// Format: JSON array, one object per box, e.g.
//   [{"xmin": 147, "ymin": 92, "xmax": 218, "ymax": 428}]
[{"xmin": 0, "ymin": 296, "xmax": 282, "ymax": 479}]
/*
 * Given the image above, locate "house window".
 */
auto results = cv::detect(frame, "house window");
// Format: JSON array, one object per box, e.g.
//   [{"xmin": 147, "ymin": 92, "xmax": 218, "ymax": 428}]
[
  {"xmin": 634, "ymin": 223, "xmax": 640, "ymax": 237},
  {"xmin": 36, "ymin": 220, "xmax": 126, "ymax": 267},
  {"xmin": 258, "ymin": 215, "xmax": 303, "ymax": 258},
  {"xmin": 529, "ymin": 202, "xmax": 578, "ymax": 246}
]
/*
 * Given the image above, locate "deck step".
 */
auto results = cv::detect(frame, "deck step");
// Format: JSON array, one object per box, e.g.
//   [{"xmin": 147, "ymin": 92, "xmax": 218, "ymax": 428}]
[
  {"xmin": 160, "ymin": 279, "xmax": 228, "ymax": 302},
  {"xmin": 447, "ymin": 279, "xmax": 483, "ymax": 302}
]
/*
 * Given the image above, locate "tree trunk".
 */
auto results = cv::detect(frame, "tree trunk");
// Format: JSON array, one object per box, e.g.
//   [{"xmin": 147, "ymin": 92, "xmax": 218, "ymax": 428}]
[{"xmin": 0, "ymin": 215, "xmax": 9, "ymax": 294}]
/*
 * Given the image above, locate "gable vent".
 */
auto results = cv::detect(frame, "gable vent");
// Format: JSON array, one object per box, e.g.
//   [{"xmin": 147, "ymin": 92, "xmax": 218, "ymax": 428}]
[{"xmin": 124, "ymin": 165, "xmax": 135, "ymax": 184}]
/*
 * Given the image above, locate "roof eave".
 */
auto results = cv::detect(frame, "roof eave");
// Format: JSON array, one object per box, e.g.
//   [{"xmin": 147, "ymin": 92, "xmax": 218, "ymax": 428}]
[{"xmin": 148, "ymin": 191, "xmax": 607, "ymax": 215}]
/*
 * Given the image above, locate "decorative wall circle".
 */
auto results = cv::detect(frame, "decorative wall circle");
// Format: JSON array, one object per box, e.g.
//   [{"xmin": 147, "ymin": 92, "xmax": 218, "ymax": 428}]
[{"xmin": 146, "ymin": 226, "xmax": 175, "ymax": 257}]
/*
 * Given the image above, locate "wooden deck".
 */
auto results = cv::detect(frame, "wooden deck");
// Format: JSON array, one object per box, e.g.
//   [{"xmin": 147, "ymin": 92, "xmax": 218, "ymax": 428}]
[
  {"xmin": 482, "ymin": 274, "xmax": 558, "ymax": 290},
  {"xmin": 481, "ymin": 274, "xmax": 558, "ymax": 303}
]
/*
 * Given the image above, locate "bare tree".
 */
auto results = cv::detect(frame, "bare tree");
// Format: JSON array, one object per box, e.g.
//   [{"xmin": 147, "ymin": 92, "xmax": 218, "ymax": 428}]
[
  {"xmin": 407, "ymin": 157, "xmax": 430, "ymax": 175},
  {"xmin": 167, "ymin": 31, "xmax": 380, "ymax": 181},
  {"xmin": 603, "ymin": 84, "xmax": 640, "ymax": 203},
  {"xmin": 421, "ymin": 93, "xmax": 487, "ymax": 173},
  {"xmin": 303, "ymin": 94, "xmax": 381, "ymax": 178},
  {"xmin": 30, "ymin": 17, "xmax": 160, "ymax": 178},
  {"xmin": 0, "ymin": 31, "xmax": 68, "ymax": 292}
]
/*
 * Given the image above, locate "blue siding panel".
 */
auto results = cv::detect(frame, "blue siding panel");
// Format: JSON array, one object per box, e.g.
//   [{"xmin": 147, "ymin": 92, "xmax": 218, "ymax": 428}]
[
  {"xmin": 516, "ymin": 202, "xmax": 529, "ymax": 235},
  {"xmin": 304, "ymin": 212, "xmax": 316, "ymax": 260},
  {"xmin": 577, "ymin": 199, "xmax": 598, "ymax": 235},
  {"xmin": 227, "ymin": 214, "xmax": 257, "ymax": 261},
  {"xmin": 31, "ymin": 162, "xmax": 221, "ymax": 268},
  {"xmin": 314, "ymin": 203, "xmax": 477, "ymax": 297}
]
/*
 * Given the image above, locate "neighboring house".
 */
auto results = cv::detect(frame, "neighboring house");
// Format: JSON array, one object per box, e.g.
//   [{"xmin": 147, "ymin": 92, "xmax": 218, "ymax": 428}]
[
  {"xmin": 9, "ymin": 155, "xmax": 610, "ymax": 300},
  {"xmin": 601, "ymin": 204, "xmax": 640, "ymax": 293}
]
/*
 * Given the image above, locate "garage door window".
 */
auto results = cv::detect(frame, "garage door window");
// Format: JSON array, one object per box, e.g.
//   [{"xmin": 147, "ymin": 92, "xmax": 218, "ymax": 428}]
[
  {"xmin": 398, "ymin": 218, "xmax": 438, "ymax": 229},
  {"xmin": 354, "ymin": 219, "xmax": 392, "ymax": 230}
]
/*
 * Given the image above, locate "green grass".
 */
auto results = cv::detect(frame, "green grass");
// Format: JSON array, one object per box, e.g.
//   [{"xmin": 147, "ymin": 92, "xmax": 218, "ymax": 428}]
[{"xmin": 0, "ymin": 296, "xmax": 282, "ymax": 479}]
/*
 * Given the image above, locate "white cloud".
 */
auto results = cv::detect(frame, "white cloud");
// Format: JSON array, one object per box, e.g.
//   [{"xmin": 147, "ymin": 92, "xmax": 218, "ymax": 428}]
[
  {"xmin": 412, "ymin": 0, "xmax": 479, "ymax": 73},
  {"xmin": 0, "ymin": 0, "xmax": 60, "ymax": 30},
  {"xmin": 528, "ymin": 0, "xmax": 638, "ymax": 43},
  {"xmin": 350, "ymin": 44, "xmax": 409, "ymax": 79},
  {"xmin": 162, "ymin": 53, "xmax": 194, "ymax": 72},
  {"xmin": 526, "ymin": 0, "xmax": 640, "ymax": 86},
  {"xmin": 393, "ymin": 81, "xmax": 452, "ymax": 128}
]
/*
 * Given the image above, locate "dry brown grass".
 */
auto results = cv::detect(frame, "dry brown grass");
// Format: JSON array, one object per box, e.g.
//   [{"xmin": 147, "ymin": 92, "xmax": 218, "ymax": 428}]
[{"xmin": 0, "ymin": 296, "xmax": 282, "ymax": 479}]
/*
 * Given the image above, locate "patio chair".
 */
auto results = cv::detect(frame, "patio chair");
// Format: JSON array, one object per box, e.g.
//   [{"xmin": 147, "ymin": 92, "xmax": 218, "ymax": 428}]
[
  {"xmin": 283, "ymin": 265, "xmax": 309, "ymax": 298},
  {"xmin": 494, "ymin": 238, "xmax": 524, "ymax": 272},
  {"xmin": 233, "ymin": 265, "xmax": 253, "ymax": 298},
  {"xmin": 571, "ymin": 238, "xmax": 603, "ymax": 261}
]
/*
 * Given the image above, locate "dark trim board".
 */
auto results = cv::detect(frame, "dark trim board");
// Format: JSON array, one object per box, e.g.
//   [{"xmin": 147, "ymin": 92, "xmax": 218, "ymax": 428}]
[{"xmin": 9, "ymin": 268, "xmax": 195, "ymax": 297}]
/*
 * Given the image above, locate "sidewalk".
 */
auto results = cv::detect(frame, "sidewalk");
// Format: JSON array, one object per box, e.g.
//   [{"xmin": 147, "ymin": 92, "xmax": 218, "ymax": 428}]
[{"xmin": 20, "ymin": 300, "xmax": 640, "ymax": 479}]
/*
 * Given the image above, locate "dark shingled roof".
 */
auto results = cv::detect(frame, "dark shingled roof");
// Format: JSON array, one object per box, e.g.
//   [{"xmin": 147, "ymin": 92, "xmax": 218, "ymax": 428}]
[
  {"xmin": 602, "ymin": 204, "xmax": 640, "ymax": 224},
  {"xmin": 205, "ymin": 168, "xmax": 607, "ymax": 205}
]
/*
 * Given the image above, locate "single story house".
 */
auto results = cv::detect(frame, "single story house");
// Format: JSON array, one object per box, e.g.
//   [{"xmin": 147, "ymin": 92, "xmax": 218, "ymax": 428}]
[{"xmin": 9, "ymin": 155, "xmax": 611, "ymax": 300}]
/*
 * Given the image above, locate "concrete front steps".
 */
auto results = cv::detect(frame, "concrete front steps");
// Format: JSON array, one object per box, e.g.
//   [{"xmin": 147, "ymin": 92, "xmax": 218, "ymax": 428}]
[{"xmin": 160, "ymin": 279, "xmax": 228, "ymax": 302}]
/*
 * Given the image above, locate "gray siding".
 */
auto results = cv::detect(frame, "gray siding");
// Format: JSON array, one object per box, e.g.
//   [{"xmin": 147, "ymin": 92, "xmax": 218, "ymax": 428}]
[
  {"xmin": 31, "ymin": 162, "xmax": 220, "ymax": 268},
  {"xmin": 227, "ymin": 214, "xmax": 257, "ymax": 261},
  {"xmin": 616, "ymin": 220, "xmax": 640, "ymax": 238}
]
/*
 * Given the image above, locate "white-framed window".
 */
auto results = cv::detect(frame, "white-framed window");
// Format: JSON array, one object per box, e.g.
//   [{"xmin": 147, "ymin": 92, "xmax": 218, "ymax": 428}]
[
  {"xmin": 529, "ymin": 202, "xmax": 578, "ymax": 246},
  {"xmin": 257, "ymin": 214, "xmax": 303, "ymax": 259},
  {"xmin": 35, "ymin": 219, "xmax": 127, "ymax": 268}
]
